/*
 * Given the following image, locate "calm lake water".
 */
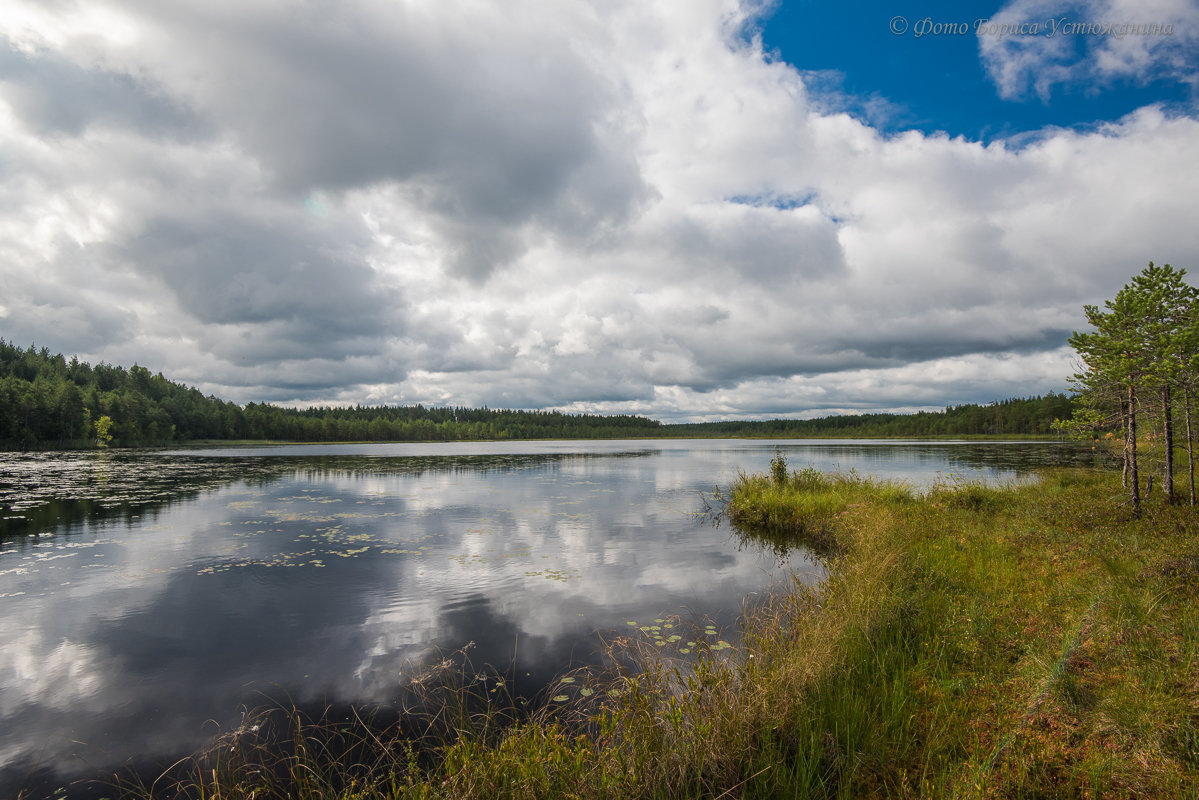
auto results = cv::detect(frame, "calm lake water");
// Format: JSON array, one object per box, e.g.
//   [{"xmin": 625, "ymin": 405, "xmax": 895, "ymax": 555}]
[{"xmin": 0, "ymin": 439, "xmax": 1094, "ymax": 797}]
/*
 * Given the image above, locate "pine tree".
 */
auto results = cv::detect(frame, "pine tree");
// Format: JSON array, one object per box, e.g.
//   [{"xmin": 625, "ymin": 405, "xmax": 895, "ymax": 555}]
[
  {"xmin": 1068, "ymin": 263, "xmax": 1199, "ymax": 511},
  {"xmin": 1130, "ymin": 263, "xmax": 1198, "ymax": 502}
]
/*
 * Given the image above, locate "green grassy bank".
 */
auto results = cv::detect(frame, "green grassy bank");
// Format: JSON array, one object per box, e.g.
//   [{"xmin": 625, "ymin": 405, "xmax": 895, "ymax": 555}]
[{"xmin": 121, "ymin": 466, "xmax": 1197, "ymax": 799}]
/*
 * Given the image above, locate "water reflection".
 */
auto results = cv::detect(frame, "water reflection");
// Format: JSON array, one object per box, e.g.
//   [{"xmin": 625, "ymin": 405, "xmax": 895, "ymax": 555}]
[{"xmin": 0, "ymin": 440, "xmax": 1096, "ymax": 798}]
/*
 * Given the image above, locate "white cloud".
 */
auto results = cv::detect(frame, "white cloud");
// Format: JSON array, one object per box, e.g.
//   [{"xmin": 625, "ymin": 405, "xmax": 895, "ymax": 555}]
[
  {"xmin": 979, "ymin": 0, "xmax": 1199, "ymax": 100},
  {"xmin": 1, "ymin": 0, "xmax": 1197, "ymax": 420}
]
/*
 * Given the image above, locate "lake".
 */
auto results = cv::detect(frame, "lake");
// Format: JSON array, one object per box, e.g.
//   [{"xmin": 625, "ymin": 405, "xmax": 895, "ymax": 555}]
[{"xmin": 0, "ymin": 439, "xmax": 1095, "ymax": 797}]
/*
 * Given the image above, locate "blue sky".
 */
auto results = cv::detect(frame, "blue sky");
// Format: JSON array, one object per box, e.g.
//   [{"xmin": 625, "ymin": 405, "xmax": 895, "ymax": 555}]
[
  {"xmin": 1, "ymin": 0, "xmax": 1198, "ymax": 421},
  {"xmin": 760, "ymin": 0, "xmax": 1196, "ymax": 140}
]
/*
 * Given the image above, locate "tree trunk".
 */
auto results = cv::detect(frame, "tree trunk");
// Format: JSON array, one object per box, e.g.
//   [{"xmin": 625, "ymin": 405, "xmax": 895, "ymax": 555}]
[
  {"xmin": 1162, "ymin": 384, "xmax": 1174, "ymax": 502},
  {"xmin": 1120, "ymin": 395, "xmax": 1129, "ymax": 488},
  {"xmin": 1128, "ymin": 383, "xmax": 1140, "ymax": 516},
  {"xmin": 1186, "ymin": 387, "xmax": 1195, "ymax": 507}
]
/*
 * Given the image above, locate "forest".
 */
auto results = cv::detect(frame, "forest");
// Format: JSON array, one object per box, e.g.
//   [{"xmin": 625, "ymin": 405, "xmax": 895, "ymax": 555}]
[
  {"xmin": 0, "ymin": 340, "xmax": 663, "ymax": 446},
  {"xmin": 670, "ymin": 394, "xmax": 1075, "ymax": 438},
  {"xmin": 0, "ymin": 337, "xmax": 1074, "ymax": 448}
]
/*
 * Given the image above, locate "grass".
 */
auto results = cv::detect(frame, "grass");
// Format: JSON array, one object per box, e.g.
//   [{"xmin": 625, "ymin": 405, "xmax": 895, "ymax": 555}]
[
  {"xmin": 107, "ymin": 464, "xmax": 1198, "ymax": 799},
  {"xmin": 722, "ymin": 462, "xmax": 914, "ymax": 557}
]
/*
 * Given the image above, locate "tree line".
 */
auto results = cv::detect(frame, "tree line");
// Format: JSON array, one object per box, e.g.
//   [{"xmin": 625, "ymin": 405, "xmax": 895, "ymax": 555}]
[
  {"xmin": 0, "ymin": 340, "xmax": 662, "ymax": 447},
  {"xmin": 1064, "ymin": 262, "xmax": 1198, "ymax": 511},
  {"xmin": 1, "ymin": 338, "xmax": 1079, "ymax": 449},
  {"xmin": 668, "ymin": 394, "xmax": 1076, "ymax": 439},
  {"xmin": 0, "ymin": 342, "xmax": 244, "ymax": 447}
]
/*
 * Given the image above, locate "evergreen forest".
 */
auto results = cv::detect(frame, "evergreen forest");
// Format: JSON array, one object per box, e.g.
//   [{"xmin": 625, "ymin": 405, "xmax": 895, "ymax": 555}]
[
  {"xmin": 1, "ymin": 338, "xmax": 1075, "ymax": 449},
  {"xmin": 672, "ymin": 394, "xmax": 1075, "ymax": 438}
]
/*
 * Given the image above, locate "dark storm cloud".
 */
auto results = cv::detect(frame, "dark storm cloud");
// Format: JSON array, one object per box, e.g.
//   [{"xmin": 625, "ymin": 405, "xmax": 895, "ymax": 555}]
[
  {"xmin": 841, "ymin": 327, "xmax": 1074, "ymax": 364},
  {"xmin": 195, "ymin": 353, "xmax": 410, "ymax": 402},
  {"xmin": 0, "ymin": 44, "xmax": 202, "ymax": 138},
  {"xmin": 674, "ymin": 317, "xmax": 1074, "ymax": 391},
  {"xmin": 684, "ymin": 353, "xmax": 883, "ymax": 389},
  {"xmin": 117, "ymin": 210, "xmax": 402, "ymax": 361},
  {"xmin": 2, "ymin": 292, "xmax": 137, "ymax": 355},
  {"xmin": 119, "ymin": 0, "xmax": 649, "ymax": 279}
]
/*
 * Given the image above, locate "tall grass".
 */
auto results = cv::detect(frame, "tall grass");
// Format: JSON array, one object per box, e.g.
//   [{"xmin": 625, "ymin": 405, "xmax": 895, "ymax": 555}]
[
  {"xmin": 723, "ymin": 460, "xmax": 912, "ymax": 557},
  {"xmin": 115, "ymin": 465, "xmax": 1198, "ymax": 799}
]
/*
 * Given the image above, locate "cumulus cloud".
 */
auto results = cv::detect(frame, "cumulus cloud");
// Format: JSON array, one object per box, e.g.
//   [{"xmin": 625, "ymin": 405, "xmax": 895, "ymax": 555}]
[{"xmin": 1, "ymin": 0, "xmax": 1197, "ymax": 418}]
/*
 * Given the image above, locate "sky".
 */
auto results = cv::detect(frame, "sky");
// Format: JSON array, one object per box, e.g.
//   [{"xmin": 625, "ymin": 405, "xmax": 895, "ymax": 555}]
[{"xmin": 1, "ymin": 0, "xmax": 1198, "ymax": 422}]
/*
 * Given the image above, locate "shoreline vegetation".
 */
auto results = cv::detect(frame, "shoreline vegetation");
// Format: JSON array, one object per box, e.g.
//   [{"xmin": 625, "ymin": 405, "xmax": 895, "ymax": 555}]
[
  {"xmin": 0, "ymin": 339, "xmax": 1074, "ymax": 449},
  {"xmin": 96, "ymin": 460, "xmax": 1196, "ymax": 799}
]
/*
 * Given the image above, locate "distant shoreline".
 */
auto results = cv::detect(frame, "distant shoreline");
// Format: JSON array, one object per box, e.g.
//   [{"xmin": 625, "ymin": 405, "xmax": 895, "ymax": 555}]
[
  {"xmin": 4, "ymin": 432, "xmax": 1074, "ymax": 452},
  {"xmin": 3, "ymin": 341, "xmax": 1078, "ymax": 450}
]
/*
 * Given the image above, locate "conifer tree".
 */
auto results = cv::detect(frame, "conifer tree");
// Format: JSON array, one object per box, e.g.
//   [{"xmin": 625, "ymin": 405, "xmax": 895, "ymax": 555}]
[
  {"xmin": 1068, "ymin": 263, "xmax": 1199, "ymax": 511},
  {"xmin": 1130, "ymin": 263, "xmax": 1198, "ymax": 502}
]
